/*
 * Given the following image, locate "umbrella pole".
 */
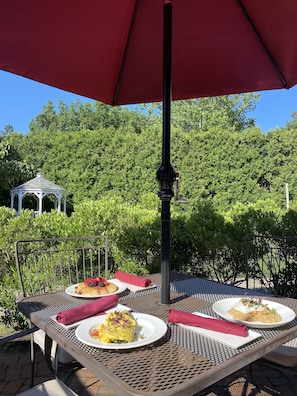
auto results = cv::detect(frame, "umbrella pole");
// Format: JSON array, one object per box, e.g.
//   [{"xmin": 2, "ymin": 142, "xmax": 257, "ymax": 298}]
[{"xmin": 157, "ymin": 0, "xmax": 175, "ymax": 305}]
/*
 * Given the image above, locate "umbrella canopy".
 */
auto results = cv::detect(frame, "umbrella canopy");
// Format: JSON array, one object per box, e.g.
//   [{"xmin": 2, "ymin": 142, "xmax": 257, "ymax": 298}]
[
  {"xmin": 1, "ymin": 1, "xmax": 297, "ymax": 104},
  {"xmin": 1, "ymin": 0, "xmax": 297, "ymax": 303}
]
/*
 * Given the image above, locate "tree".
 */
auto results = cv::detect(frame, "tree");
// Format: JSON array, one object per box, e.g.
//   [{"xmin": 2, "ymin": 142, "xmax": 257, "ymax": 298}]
[
  {"xmin": 1, "ymin": 124, "xmax": 15, "ymax": 136},
  {"xmin": 0, "ymin": 138, "xmax": 34, "ymax": 205},
  {"xmin": 7, "ymin": 94, "xmax": 297, "ymax": 213},
  {"xmin": 29, "ymin": 101, "xmax": 58, "ymax": 134},
  {"xmin": 143, "ymin": 93, "xmax": 258, "ymax": 132},
  {"xmin": 286, "ymin": 111, "xmax": 297, "ymax": 130},
  {"xmin": 29, "ymin": 99, "xmax": 152, "ymax": 134}
]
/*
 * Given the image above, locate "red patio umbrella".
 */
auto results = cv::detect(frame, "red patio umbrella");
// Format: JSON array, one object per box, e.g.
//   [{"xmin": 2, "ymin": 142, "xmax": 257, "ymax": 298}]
[{"xmin": 1, "ymin": 0, "xmax": 297, "ymax": 303}]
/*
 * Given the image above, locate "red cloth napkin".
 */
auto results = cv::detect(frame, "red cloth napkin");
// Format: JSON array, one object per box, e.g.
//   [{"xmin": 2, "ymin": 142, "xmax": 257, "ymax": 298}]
[
  {"xmin": 168, "ymin": 309, "xmax": 248, "ymax": 337},
  {"xmin": 56, "ymin": 294, "xmax": 118, "ymax": 325},
  {"xmin": 114, "ymin": 270, "xmax": 152, "ymax": 287}
]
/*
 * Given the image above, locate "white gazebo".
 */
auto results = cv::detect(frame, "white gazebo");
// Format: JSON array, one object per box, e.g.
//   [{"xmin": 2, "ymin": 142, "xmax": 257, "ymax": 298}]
[{"xmin": 10, "ymin": 173, "xmax": 67, "ymax": 216}]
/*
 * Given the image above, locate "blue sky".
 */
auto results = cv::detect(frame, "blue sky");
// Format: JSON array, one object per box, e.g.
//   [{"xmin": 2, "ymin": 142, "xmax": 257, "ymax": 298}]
[{"xmin": 1, "ymin": 70, "xmax": 297, "ymax": 134}]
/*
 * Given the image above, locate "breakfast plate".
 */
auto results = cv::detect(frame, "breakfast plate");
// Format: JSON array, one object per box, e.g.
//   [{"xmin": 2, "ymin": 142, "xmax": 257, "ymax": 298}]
[
  {"xmin": 75, "ymin": 313, "xmax": 168, "ymax": 349},
  {"xmin": 65, "ymin": 279, "xmax": 127, "ymax": 298},
  {"xmin": 212, "ymin": 298, "xmax": 296, "ymax": 328}
]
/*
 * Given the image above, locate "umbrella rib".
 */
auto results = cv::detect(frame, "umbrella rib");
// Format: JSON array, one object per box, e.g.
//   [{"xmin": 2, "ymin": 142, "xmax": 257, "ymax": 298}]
[
  {"xmin": 112, "ymin": 1, "xmax": 140, "ymax": 105},
  {"xmin": 237, "ymin": 0, "xmax": 288, "ymax": 89}
]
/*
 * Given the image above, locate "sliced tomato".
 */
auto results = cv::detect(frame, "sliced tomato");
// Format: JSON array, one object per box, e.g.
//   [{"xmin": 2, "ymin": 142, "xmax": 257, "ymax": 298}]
[{"xmin": 90, "ymin": 328, "xmax": 99, "ymax": 337}]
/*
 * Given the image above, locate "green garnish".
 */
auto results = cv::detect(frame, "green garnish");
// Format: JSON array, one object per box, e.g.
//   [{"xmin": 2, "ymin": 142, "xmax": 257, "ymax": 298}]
[{"xmin": 112, "ymin": 339, "xmax": 128, "ymax": 344}]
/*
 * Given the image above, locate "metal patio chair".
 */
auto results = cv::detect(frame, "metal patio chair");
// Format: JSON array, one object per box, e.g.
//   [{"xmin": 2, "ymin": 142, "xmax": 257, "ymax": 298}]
[
  {"xmin": 245, "ymin": 234, "xmax": 297, "ymax": 369},
  {"xmin": 14, "ymin": 235, "xmax": 109, "ymax": 386},
  {"xmin": 17, "ymin": 379, "xmax": 78, "ymax": 396},
  {"xmin": 262, "ymin": 339, "xmax": 297, "ymax": 368},
  {"xmin": 1, "ymin": 331, "xmax": 78, "ymax": 395}
]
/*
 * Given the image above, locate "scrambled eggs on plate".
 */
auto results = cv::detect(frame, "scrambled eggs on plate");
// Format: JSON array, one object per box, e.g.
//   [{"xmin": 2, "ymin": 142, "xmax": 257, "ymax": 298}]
[{"xmin": 90, "ymin": 310, "xmax": 137, "ymax": 343}]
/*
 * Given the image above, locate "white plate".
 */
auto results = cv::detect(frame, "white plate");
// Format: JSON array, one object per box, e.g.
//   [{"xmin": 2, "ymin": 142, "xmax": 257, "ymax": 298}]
[
  {"xmin": 65, "ymin": 279, "xmax": 127, "ymax": 298},
  {"xmin": 178, "ymin": 312, "xmax": 262, "ymax": 348},
  {"xmin": 50, "ymin": 303, "xmax": 128, "ymax": 329},
  {"xmin": 75, "ymin": 313, "xmax": 168, "ymax": 349},
  {"xmin": 213, "ymin": 298, "xmax": 296, "ymax": 328}
]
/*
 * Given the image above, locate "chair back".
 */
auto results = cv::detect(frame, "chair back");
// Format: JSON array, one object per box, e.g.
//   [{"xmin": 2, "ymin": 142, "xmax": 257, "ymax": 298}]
[
  {"xmin": 15, "ymin": 236, "xmax": 109, "ymax": 298},
  {"xmin": 245, "ymin": 234, "xmax": 297, "ymax": 297}
]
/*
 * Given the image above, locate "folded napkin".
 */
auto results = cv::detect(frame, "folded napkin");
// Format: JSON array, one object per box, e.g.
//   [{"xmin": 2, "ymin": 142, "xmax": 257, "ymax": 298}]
[
  {"xmin": 168, "ymin": 309, "xmax": 248, "ymax": 337},
  {"xmin": 114, "ymin": 270, "xmax": 152, "ymax": 287},
  {"xmin": 56, "ymin": 294, "xmax": 118, "ymax": 325}
]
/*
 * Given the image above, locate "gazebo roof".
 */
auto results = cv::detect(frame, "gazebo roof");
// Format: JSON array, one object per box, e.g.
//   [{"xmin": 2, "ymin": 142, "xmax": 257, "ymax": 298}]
[{"xmin": 11, "ymin": 173, "xmax": 67, "ymax": 194}]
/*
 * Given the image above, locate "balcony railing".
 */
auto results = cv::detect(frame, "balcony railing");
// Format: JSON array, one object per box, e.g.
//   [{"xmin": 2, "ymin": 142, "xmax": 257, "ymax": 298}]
[{"xmin": 245, "ymin": 234, "xmax": 297, "ymax": 298}]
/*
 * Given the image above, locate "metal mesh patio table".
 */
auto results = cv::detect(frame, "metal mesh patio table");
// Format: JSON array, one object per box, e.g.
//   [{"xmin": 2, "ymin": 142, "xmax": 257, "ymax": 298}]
[{"xmin": 18, "ymin": 273, "xmax": 297, "ymax": 396}]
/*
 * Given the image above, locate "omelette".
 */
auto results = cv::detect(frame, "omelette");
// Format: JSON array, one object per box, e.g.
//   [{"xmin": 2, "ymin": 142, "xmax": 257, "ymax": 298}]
[{"xmin": 90, "ymin": 310, "xmax": 137, "ymax": 343}]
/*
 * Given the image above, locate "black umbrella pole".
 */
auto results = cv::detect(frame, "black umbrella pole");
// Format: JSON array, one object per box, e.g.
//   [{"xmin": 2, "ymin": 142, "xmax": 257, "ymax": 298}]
[
  {"xmin": 161, "ymin": 199, "xmax": 171, "ymax": 304},
  {"xmin": 157, "ymin": 162, "xmax": 175, "ymax": 305},
  {"xmin": 157, "ymin": 165, "xmax": 175, "ymax": 305},
  {"xmin": 156, "ymin": 0, "xmax": 174, "ymax": 305}
]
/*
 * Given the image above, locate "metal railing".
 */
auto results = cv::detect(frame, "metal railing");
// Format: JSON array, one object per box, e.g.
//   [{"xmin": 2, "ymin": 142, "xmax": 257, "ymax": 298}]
[
  {"xmin": 15, "ymin": 236, "xmax": 109, "ymax": 298},
  {"xmin": 245, "ymin": 234, "xmax": 297, "ymax": 297}
]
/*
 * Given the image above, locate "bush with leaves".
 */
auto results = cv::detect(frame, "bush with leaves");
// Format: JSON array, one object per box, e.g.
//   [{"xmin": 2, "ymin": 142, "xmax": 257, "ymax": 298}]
[
  {"xmin": 0, "ymin": 267, "xmax": 27, "ymax": 331},
  {"xmin": 0, "ymin": 207, "xmax": 35, "ymax": 277}
]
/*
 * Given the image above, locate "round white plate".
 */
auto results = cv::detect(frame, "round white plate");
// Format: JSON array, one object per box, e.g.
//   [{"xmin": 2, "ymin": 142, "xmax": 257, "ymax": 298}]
[
  {"xmin": 212, "ymin": 297, "xmax": 296, "ymax": 328},
  {"xmin": 65, "ymin": 279, "xmax": 127, "ymax": 298},
  {"xmin": 75, "ymin": 313, "xmax": 168, "ymax": 349}
]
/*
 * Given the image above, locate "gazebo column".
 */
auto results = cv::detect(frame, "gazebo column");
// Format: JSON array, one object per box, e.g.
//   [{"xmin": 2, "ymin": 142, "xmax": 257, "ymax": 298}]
[
  {"xmin": 10, "ymin": 192, "xmax": 15, "ymax": 211},
  {"xmin": 18, "ymin": 192, "xmax": 23, "ymax": 215},
  {"xmin": 38, "ymin": 192, "xmax": 43, "ymax": 214},
  {"xmin": 57, "ymin": 194, "xmax": 61, "ymax": 212}
]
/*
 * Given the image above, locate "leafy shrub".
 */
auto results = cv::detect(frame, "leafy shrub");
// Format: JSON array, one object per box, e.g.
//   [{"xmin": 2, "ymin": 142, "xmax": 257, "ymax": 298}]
[{"xmin": 0, "ymin": 268, "xmax": 27, "ymax": 331}]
